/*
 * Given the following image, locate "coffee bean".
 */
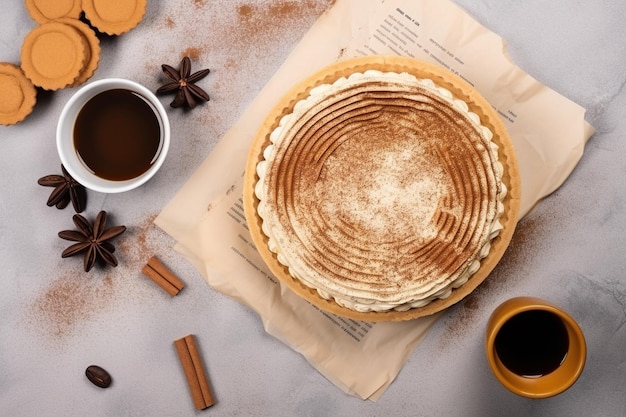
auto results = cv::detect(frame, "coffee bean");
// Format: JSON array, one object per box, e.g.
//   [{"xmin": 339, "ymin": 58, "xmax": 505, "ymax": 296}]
[{"xmin": 85, "ymin": 365, "xmax": 112, "ymax": 388}]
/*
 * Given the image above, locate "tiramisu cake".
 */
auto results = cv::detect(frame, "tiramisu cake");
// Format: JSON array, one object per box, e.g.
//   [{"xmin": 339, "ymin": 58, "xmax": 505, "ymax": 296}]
[{"xmin": 244, "ymin": 56, "xmax": 519, "ymax": 320}]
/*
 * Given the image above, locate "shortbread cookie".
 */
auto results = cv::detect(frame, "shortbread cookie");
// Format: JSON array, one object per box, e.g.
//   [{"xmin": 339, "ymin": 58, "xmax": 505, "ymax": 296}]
[
  {"xmin": 82, "ymin": 0, "xmax": 147, "ymax": 35},
  {"xmin": 25, "ymin": 0, "xmax": 82, "ymax": 24},
  {"xmin": 0, "ymin": 63, "xmax": 37, "ymax": 125},
  {"xmin": 57, "ymin": 18, "xmax": 101, "ymax": 86},
  {"xmin": 21, "ymin": 22, "xmax": 87, "ymax": 90}
]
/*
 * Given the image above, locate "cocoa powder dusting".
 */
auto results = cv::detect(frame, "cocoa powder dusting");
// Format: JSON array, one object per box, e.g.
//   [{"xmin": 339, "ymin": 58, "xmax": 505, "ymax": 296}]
[
  {"xmin": 180, "ymin": 47, "xmax": 204, "ymax": 60},
  {"xmin": 238, "ymin": 4, "xmax": 252, "ymax": 17},
  {"xmin": 29, "ymin": 274, "xmax": 115, "ymax": 339},
  {"xmin": 118, "ymin": 213, "xmax": 165, "ymax": 270},
  {"xmin": 231, "ymin": 1, "xmax": 333, "ymax": 51},
  {"xmin": 270, "ymin": 2, "xmax": 298, "ymax": 16},
  {"xmin": 164, "ymin": 17, "xmax": 176, "ymax": 28}
]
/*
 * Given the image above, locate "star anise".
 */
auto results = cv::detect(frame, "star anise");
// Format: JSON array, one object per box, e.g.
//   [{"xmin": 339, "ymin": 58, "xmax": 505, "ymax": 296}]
[
  {"xmin": 38, "ymin": 165, "xmax": 87, "ymax": 212},
  {"xmin": 156, "ymin": 56, "xmax": 210, "ymax": 109},
  {"xmin": 58, "ymin": 211, "xmax": 126, "ymax": 272}
]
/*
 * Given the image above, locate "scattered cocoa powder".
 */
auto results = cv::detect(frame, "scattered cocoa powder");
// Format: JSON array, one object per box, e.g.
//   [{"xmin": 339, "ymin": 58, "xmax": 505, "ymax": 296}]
[
  {"xmin": 488, "ymin": 215, "xmax": 545, "ymax": 284},
  {"xmin": 164, "ymin": 17, "xmax": 176, "ymax": 29},
  {"xmin": 29, "ymin": 274, "xmax": 116, "ymax": 339},
  {"xmin": 223, "ymin": 57, "xmax": 239, "ymax": 71},
  {"xmin": 269, "ymin": 2, "xmax": 298, "ymax": 17},
  {"xmin": 144, "ymin": 61, "xmax": 159, "ymax": 79},
  {"xmin": 232, "ymin": 1, "xmax": 331, "ymax": 49},
  {"xmin": 180, "ymin": 47, "xmax": 203, "ymax": 60},
  {"xmin": 463, "ymin": 295, "xmax": 479, "ymax": 311},
  {"xmin": 238, "ymin": 4, "xmax": 252, "ymax": 18},
  {"xmin": 117, "ymin": 213, "xmax": 164, "ymax": 270}
]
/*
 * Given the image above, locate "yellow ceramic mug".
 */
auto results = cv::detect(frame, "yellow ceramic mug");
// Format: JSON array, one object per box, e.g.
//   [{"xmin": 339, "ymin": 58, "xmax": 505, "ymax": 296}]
[{"xmin": 485, "ymin": 297, "xmax": 586, "ymax": 398}]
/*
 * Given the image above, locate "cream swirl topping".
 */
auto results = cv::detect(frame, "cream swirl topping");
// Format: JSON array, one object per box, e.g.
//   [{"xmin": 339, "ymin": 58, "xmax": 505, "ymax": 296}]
[{"xmin": 255, "ymin": 70, "xmax": 506, "ymax": 312}]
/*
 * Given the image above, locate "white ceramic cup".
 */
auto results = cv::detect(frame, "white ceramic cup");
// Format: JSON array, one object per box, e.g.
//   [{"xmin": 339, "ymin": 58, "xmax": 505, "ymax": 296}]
[{"xmin": 56, "ymin": 78, "xmax": 170, "ymax": 193}]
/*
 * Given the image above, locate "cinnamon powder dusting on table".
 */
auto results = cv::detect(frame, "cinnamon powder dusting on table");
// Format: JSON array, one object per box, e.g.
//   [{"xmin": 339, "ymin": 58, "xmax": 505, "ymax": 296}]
[
  {"xmin": 180, "ymin": 47, "xmax": 203, "ymax": 60},
  {"xmin": 164, "ymin": 17, "xmax": 176, "ymax": 28},
  {"xmin": 29, "ymin": 274, "xmax": 116, "ymax": 339},
  {"xmin": 114, "ymin": 213, "xmax": 174, "ymax": 288},
  {"xmin": 234, "ymin": 1, "xmax": 330, "ymax": 45}
]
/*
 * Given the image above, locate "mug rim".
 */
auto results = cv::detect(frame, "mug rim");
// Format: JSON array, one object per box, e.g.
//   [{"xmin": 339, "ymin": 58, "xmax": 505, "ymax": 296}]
[
  {"xmin": 485, "ymin": 297, "xmax": 586, "ymax": 398},
  {"xmin": 56, "ymin": 78, "xmax": 170, "ymax": 194}
]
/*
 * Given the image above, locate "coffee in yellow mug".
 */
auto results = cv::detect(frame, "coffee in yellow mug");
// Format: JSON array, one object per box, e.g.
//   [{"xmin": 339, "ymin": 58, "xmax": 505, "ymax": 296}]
[{"xmin": 485, "ymin": 297, "xmax": 586, "ymax": 398}]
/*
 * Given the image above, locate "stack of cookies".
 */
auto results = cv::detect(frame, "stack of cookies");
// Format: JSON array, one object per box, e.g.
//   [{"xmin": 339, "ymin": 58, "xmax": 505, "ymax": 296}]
[
  {"xmin": 20, "ymin": 18, "xmax": 101, "ymax": 91},
  {"xmin": 0, "ymin": 0, "xmax": 147, "ymax": 126}
]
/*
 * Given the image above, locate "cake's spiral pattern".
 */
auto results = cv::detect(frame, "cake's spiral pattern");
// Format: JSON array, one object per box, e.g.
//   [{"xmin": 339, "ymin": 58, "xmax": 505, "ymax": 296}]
[{"xmin": 256, "ymin": 71, "xmax": 505, "ymax": 312}]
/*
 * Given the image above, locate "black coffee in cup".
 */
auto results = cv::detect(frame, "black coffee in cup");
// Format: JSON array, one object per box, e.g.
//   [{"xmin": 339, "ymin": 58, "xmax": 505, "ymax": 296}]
[
  {"xmin": 74, "ymin": 88, "xmax": 163, "ymax": 181},
  {"xmin": 494, "ymin": 309, "xmax": 569, "ymax": 377}
]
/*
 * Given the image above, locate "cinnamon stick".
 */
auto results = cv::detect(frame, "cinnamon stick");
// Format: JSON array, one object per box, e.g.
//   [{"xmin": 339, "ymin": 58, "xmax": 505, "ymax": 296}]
[
  {"xmin": 174, "ymin": 334, "xmax": 215, "ymax": 410},
  {"xmin": 141, "ymin": 256, "xmax": 184, "ymax": 296}
]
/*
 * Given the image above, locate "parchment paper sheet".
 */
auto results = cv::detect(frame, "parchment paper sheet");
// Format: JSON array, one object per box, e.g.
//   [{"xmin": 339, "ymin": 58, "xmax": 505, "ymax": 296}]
[{"xmin": 155, "ymin": 0, "xmax": 594, "ymax": 400}]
